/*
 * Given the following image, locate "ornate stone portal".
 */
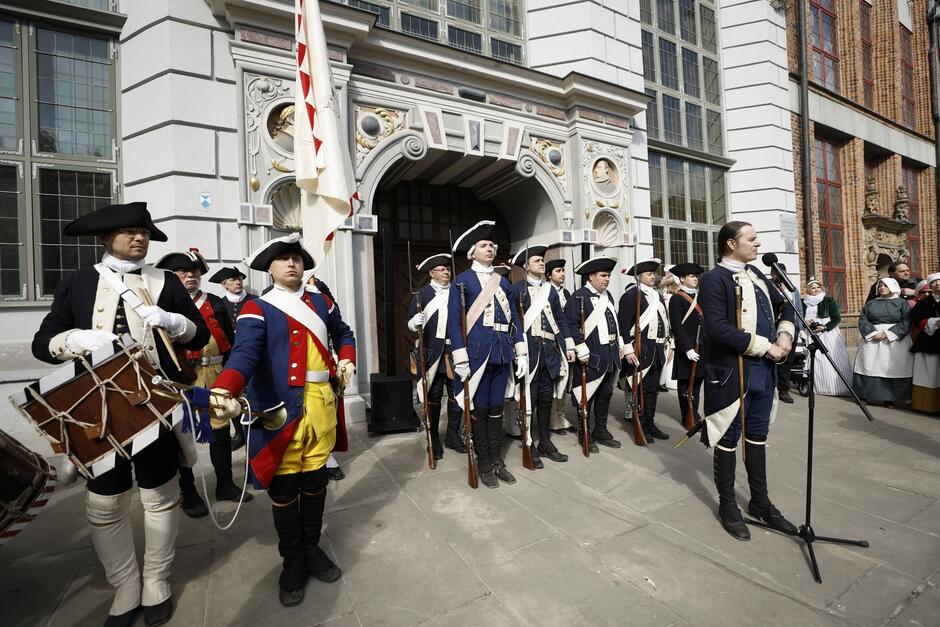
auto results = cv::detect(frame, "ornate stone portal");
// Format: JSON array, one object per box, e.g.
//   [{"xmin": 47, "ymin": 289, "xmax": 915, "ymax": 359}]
[{"xmin": 861, "ymin": 181, "xmax": 915, "ymax": 286}]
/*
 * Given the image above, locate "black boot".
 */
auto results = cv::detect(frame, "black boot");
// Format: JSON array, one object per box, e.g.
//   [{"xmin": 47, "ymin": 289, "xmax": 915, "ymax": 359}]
[
  {"xmin": 744, "ymin": 438, "xmax": 798, "ymax": 535},
  {"xmin": 642, "ymin": 391, "xmax": 669, "ymax": 440},
  {"xmin": 472, "ymin": 408, "xmax": 496, "ymax": 487},
  {"xmin": 271, "ymin": 497, "xmax": 308, "ymax": 606},
  {"xmin": 592, "ymin": 393, "xmax": 621, "ymax": 448},
  {"xmin": 300, "ymin": 469, "xmax": 342, "ymax": 582},
  {"xmin": 714, "ymin": 446, "xmax": 750, "ymax": 541},
  {"xmin": 427, "ymin": 401, "xmax": 444, "ymax": 460},
  {"xmin": 444, "ymin": 407, "xmax": 467, "ymax": 452},
  {"xmin": 211, "ymin": 427, "xmax": 253, "ymax": 502},
  {"xmin": 178, "ymin": 467, "xmax": 208, "ymax": 518},
  {"xmin": 103, "ymin": 607, "xmax": 139, "ymax": 627},
  {"xmin": 488, "ymin": 408, "xmax": 515, "ymax": 484},
  {"xmin": 142, "ymin": 598, "xmax": 173, "ymax": 626},
  {"xmin": 529, "ymin": 444, "xmax": 544, "ymax": 469}
]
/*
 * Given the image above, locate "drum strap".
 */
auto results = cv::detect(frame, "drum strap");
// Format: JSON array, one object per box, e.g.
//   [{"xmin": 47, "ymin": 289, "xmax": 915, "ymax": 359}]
[{"xmin": 95, "ymin": 264, "xmax": 145, "ymax": 310}]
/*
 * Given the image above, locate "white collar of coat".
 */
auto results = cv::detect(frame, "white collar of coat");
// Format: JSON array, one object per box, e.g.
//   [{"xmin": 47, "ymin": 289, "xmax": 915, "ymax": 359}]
[
  {"xmin": 225, "ymin": 290, "xmax": 247, "ymax": 303},
  {"xmin": 526, "ymin": 276, "xmax": 543, "ymax": 286},
  {"xmin": 639, "ymin": 283, "xmax": 658, "ymax": 298},
  {"xmin": 471, "ymin": 260, "xmax": 493, "ymax": 274},
  {"xmin": 273, "ymin": 283, "xmax": 305, "ymax": 297},
  {"xmin": 430, "ymin": 280, "xmax": 449, "ymax": 291},
  {"xmin": 586, "ymin": 283, "xmax": 604, "ymax": 296},
  {"xmin": 679, "ymin": 286, "xmax": 698, "ymax": 295},
  {"xmin": 718, "ymin": 257, "xmax": 747, "ymax": 272},
  {"xmin": 102, "ymin": 252, "xmax": 145, "ymax": 274}
]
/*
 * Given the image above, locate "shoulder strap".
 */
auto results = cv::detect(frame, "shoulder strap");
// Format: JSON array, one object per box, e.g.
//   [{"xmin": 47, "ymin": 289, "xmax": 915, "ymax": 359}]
[
  {"xmin": 466, "ymin": 272, "xmax": 502, "ymax": 330},
  {"xmin": 676, "ymin": 290, "xmax": 703, "ymax": 324}
]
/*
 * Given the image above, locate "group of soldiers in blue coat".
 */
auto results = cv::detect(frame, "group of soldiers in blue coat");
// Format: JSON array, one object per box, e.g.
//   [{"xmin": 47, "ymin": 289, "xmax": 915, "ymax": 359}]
[{"xmin": 409, "ymin": 219, "xmax": 801, "ymax": 543}]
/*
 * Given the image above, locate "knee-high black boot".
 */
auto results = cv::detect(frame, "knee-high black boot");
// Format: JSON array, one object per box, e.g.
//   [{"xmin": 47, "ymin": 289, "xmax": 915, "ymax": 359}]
[
  {"xmin": 744, "ymin": 438, "xmax": 798, "ymax": 535},
  {"xmin": 592, "ymin": 393, "xmax": 621, "ymax": 448},
  {"xmin": 471, "ymin": 407, "xmax": 493, "ymax": 478},
  {"xmin": 714, "ymin": 444, "xmax": 749, "ymax": 541},
  {"xmin": 488, "ymin": 407, "xmax": 514, "ymax": 484},
  {"xmin": 444, "ymin": 402, "xmax": 467, "ymax": 452},
  {"xmin": 427, "ymin": 401, "xmax": 443, "ymax": 459},
  {"xmin": 642, "ymin": 390, "xmax": 669, "ymax": 440},
  {"xmin": 271, "ymin": 495, "xmax": 307, "ymax": 606},
  {"xmin": 177, "ymin": 466, "xmax": 208, "ymax": 518},
  {"xmin": 211, "ymin": 428, "xmax": 253, "ymax": 502},
  {"xmin": 300, "ymin": 469, "xmax": 342, "ymax": 581}
]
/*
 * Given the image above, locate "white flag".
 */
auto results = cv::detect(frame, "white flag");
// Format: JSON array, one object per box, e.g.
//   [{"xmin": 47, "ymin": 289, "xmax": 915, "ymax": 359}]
[{"xmin": 295, "ymin": 0, "xmax": 358, "ymax": 265}]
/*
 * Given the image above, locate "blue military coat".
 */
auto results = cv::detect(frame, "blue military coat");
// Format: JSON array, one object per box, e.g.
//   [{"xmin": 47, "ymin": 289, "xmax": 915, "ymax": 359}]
[
  {"xmin": 510, "ymin": 279, "xmax": 572, "ymax": 380},
  {"xmin": 564, "ymin": 285, "xmax": 623, "ymax": 400}
]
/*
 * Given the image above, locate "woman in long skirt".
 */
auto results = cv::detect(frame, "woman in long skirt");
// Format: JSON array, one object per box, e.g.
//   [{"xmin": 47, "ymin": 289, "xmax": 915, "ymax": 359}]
[
  {"xmin": 853, "ymin": 278, "xmax": 914, "ymax": 407},
  {"xmin": 910, "ymin": 272, "xmax": 940, "ymax": 413},
  {"xmin": 659, "ymin": 271, "xmax": 678, "ymax": 391},
  {"xmin": 803, "ymin": 277, "xmax": 852, "ymax": 396}
]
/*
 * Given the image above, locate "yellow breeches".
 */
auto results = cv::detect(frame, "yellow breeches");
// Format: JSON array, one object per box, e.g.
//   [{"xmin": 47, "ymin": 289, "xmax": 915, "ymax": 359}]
[{"xmin": 275, "ymin": 332, "xmax": 337, "ymax": 475}]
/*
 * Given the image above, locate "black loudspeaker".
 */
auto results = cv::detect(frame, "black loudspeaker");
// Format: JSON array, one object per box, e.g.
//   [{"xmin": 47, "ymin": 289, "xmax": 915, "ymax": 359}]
[{"xmin": 367, "ymin": 374, "xmax": 419, "ymax": 435}]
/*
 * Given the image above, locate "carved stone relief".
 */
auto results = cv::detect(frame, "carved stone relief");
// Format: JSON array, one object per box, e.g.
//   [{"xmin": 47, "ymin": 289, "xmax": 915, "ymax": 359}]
[
  {"xmin": 244, "ymin": 73, "xmax": 292, "ymax": 201},
  {"xmin": 581, "ymin": 142, "xmax": 628, "ymax": 221},
  {"xmin": 530, "ymin": 137, "xmax": 567, "ymax": 195},
  {"xmin": 355, "ymin": 105, "xmax": 407, "ymax": 168}
]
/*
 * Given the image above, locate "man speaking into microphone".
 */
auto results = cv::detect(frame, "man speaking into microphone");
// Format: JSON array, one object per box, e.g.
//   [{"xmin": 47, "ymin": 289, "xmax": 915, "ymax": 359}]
[{"xmin": 762, "ymin": 253, "xmax": 804, "ymax": 405}]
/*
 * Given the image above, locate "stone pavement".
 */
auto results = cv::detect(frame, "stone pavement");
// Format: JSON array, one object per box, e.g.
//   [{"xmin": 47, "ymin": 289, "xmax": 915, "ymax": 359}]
[{"xmin": 2, "ymin": 389, "xmax": 939, "ymax": 627}]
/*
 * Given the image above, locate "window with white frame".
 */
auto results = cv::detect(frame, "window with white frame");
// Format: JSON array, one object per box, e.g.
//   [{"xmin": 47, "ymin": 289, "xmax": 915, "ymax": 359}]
[{"xmin": 0, "ymin": 17, "xmax": 118, "ymax": 302}]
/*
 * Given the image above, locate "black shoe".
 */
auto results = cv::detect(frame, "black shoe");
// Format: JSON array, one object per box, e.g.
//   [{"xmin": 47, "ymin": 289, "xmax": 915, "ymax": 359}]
[
  {"xmin": 279, "ymin": 587, "xmax": 305, "ymax": 607},
  {"xmin": 719, "ymin": 507, "xmax": 751, "ymax": 541},
  {"xmin": 143, "ymin": 597, "xmax": 173, "ymax": 627},
  {"xmin": 216, "ymin": 481, "xmax": 253, "ymax": 503},
  {"xmin": 433, "ymin": 449, "xmax": 444, "ymax": 461},
  {"xmin": 494, "ymin": 465, "xmax": 516, "ymax": 484},
  {"xmin": 230, "ymin": 432, "xmax": 245, "ymax": 451},
  {"xmin": 778, "ymin": 391, "xmax": 794, "ymax": 404},
  {"xmin": 595, "ymin": 437, "xmax": 622, "ymax": 449},
  {"xmin": 104, "ymin": 606, "xmax": 139, "ymax": 627},
  {"xmin": 327, "ymin": 466, "xmax": 345, "ymax": 481},
  {"xmin": 532, "ymin": 455, "xmax": 544, "ymax": 469},
  {"xmin": 647, "ymin": 423, "xmax": 670, "ymax": 440},
  {"xmin": 480, "ymin": 471, "xmax": 499, "ymax": 488},
  {"xmin": 589, "ymin": 442, "xmax": 599, "ymax": 453},
  {"xmin": 566, "ymin": 426, "xmax": 578, "ymax": 433},
  {"xmin": 306, "ymin": 545, "xmax": 342, "ymax": 583},
  {"xmin": 278, "ymin": 557, "xmax": 307, "ymax": 607},
  {"xmin": 550, "ymin": 428, "xmax": 567, "ymax": 435},
  {"xmin": 544, "ymin": 450, "xmax": 568, "ymax": 463},
  {"xmin": 181, "ymin": 490, "xmax": 208, "ymax": 519},
  {"xmin": 748, "ymin": 501, "xmax": 799, "ymax": 535},
  {"xmin": 446, "ymin": 441, "xmax": 467, "ymax": 453}
]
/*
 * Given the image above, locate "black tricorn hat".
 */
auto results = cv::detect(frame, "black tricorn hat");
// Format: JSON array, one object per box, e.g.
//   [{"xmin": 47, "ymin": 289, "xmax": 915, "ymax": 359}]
[
  {"xmin": 624, "ymin": 258, "xmax": 661, "ymax": 276},
  {"xmin": 246, "ymin": 233, "xmax": 315, "ymax": 272},
  {"xmin": 453, "ymin": 220, "xmax": 496, "ymax": 255},
  {"xmin": 510, "ymin": 245, "xmax": 548, "ymax": 268},
  {"xmin": 416, "ymin": 253, "xmax": 452, "ymax": 273},
  {"xmin": 545, "ymin": 259, "xmax": 566, "ymax": 274},
  {"xmin": 154, "ymin": 248, "xmax": 209, "ymax": 273},
  {"xmin": 63, "ymin": 201, "xmax": 168, "ymax": 242},
  {"xmin": 208, "ymin": 266, "xmax": 247, "ymax": 283},
  {"xmin": 574, "ymin": 257, "xmax": 617, "ymax": 276},
  {"xmin": 494, "ymin": 264, "xmax": 511, "ymax": 277},
  {"xmin": 670, "ymin": 262, "xmax": 704, "ymax": 277}
]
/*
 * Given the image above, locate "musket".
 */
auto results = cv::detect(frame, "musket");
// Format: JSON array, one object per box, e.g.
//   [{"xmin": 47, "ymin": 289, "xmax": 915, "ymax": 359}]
[
  {"xmin": 451, "ymin": 230, "xmax": 479, "ymax": 488},
  {"xmin": 516, "ymin": 288, "xmax": 536, "ymax": 470},
  {"xmin": 408, "ymin": 242, "xmax": 436, "ymax": 470},
  {"xmin": 684, "ymin": 324, "xmax": 701, "ymax": 431},
  {"xmin": 735, "ymin": 281, "xmax": 747, "ymax": 462},
  {"xmin": 577, "ymin": 296, "xmax": 590, "ymax": 457},
  {"xmin": 630, "ymin": 244, "xmax": 648, "ymax": 446}
]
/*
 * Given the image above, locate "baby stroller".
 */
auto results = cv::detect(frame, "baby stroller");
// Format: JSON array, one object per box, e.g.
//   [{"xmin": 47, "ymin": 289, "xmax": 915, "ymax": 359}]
[{"xmin": 789, "ymin": 330, "xmax": 812, "ymax": 397}]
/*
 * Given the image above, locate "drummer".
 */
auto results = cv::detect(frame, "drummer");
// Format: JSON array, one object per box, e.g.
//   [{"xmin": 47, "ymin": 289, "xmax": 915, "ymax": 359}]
[{"xmin": 31, "ymin": 202, "xmax": 209, "ymax": 627}]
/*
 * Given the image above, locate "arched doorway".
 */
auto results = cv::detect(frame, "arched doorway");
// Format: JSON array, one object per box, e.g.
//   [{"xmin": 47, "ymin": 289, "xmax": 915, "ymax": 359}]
[{"xmin": 373, "ymin": 180, "xmax": 510, "ymax": 375}]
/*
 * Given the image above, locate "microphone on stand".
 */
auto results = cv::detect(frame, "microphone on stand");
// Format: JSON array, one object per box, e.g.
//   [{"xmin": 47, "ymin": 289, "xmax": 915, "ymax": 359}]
[{"xmin": 761, "ymin": 253, "xmax": 797, "ymax": 294}]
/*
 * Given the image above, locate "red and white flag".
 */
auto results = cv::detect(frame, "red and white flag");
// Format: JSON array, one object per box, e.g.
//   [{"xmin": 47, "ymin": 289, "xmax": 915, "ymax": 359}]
[{"xmin": 295, "ymin": 0, "xmax": 359, "ymax": 264}]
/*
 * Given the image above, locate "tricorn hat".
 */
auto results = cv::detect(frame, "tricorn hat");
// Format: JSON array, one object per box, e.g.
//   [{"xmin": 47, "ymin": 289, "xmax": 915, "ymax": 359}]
[
  {"xmin": 452, "ymin": 220, "xmax": 496, "ymax": 255},
  {"xmin": 510, "ymin": 244, "xmax": 548, "ymax": 268},
  {"xmin": 245, "ymin": 233, "xmax": 315, "ymax": 272},
  {"xmin": 545, "ymin": 259, "xmax": 566, "ymax": 274},
  {"xmin": 624, "ymin": 258, "xmax": 661, "ymax": 276},
  {"xmin": 416, "ymin": 253, "xmax": 452, "ymax": 273},
  {"xmin": 63, "ymin": 201, "xmax": 168, "ymax": 242},
  {"xmin": 574, "ymin": 257, "xmax": 617, "ymax": 276},
  {"xmin": 154, "ymin": 248, "xmax": 209, "ymax": 274},
  {"xmin": 208, "ymin": 266, "xmax": 247, "ymax": 283},
  {"xmin": 670, "ymin": 262, "xmax": 704, "ymax": 277}
]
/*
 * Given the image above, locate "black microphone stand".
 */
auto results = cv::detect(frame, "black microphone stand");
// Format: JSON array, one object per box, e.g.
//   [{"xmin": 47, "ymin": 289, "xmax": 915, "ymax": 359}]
[{"xmin": 749, "ymin": 278, "xmax": 873, "ymax": 583}]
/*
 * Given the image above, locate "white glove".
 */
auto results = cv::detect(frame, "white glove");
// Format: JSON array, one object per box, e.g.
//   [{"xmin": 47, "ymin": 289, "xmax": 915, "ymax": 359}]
[
  {"xmin": 566, "ymin": 350, "xmax": 575, "ymax": 363},
  {"xmin": 515, "ymin": 355, "xmax": 528, "ymax": 379},
  {"xmin": 408, "ymin": 312, "xmax": 425, "ymax": 331},
  {"xmin": 686, "ymin": 349, "xmax": 700, "ymax": 362},
  {"xmin": 65, "ymin": 329, "xmax": 118, "ymax": 354},
  {"xmin": 138, "ymin": 305, "xmax": 186, "ymax": 336},
  {"xmin": 209, "ymin": 388, "xmax": 242, "ymax": 422},
  {"xmin": 926, "ymin": 317, "xmax": 940, "ymax": 336},
  {"xmin": 576, "ymin": 345, "xmax": 590, "ymax": 364},
  {"xmin": 455, "ymin": 362, "xmax": 471, "ymax": 381},
  {"xmin": 338, "ymin": 359, "xmax": 356, "ymax": 390}
]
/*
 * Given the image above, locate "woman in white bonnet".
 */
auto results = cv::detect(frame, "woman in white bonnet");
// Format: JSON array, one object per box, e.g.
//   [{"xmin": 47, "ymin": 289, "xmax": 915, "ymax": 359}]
[
  {"xmin": 802, "ymin": 277, "xmax": 852, "ymax": 396},
  {"xmin": 852, "ymin": 277, "xmax": 914, "ymax": 407},
  {"xmin": 909, "ymin": 272, "xmax": 940, "ymax": 413}
]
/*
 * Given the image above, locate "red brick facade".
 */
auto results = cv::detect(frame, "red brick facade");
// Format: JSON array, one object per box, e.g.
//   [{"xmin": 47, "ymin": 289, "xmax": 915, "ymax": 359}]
[{"xmin": 786, "ymin": 0, "xmax": 938, "ymax": 317}]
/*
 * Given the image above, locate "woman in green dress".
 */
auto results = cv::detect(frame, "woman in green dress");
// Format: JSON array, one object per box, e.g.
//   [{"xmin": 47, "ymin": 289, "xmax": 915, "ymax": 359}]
[{"xmin": 852, "ymin": 278, "xmax": 913, "ymax": 407}]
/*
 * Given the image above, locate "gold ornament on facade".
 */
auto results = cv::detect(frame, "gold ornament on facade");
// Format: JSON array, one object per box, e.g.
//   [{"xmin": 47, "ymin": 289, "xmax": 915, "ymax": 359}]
[
  {"xmin": 355, "ymin": 106, "xmax": 406, "ymax": 167},
  {"xmin": 531, "ymin": 138, "xmax": 565, "ymax": 178}
]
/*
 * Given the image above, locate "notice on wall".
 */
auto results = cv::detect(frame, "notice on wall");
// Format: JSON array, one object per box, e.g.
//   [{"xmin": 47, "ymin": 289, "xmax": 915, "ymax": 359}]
[{"xmin": 780, "ymin": 213, "xmax": 797, "ymax": 253}]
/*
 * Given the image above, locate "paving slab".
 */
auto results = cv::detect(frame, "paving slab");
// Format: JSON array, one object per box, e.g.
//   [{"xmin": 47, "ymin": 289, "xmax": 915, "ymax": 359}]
[
  {"xmin": 2, "ymin": 548, "xmax": 92, "ymax": 627},
  {"xmin": 828, "ymin": 564, "xmax": 923, "ymax": 627},
  {"xmin": 887, "ymin": 585, "xmax": 940, "ymax": 627},
  {"xmin": 413, "ymin": 593, "xmax": 521, "ymax": 627}
]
